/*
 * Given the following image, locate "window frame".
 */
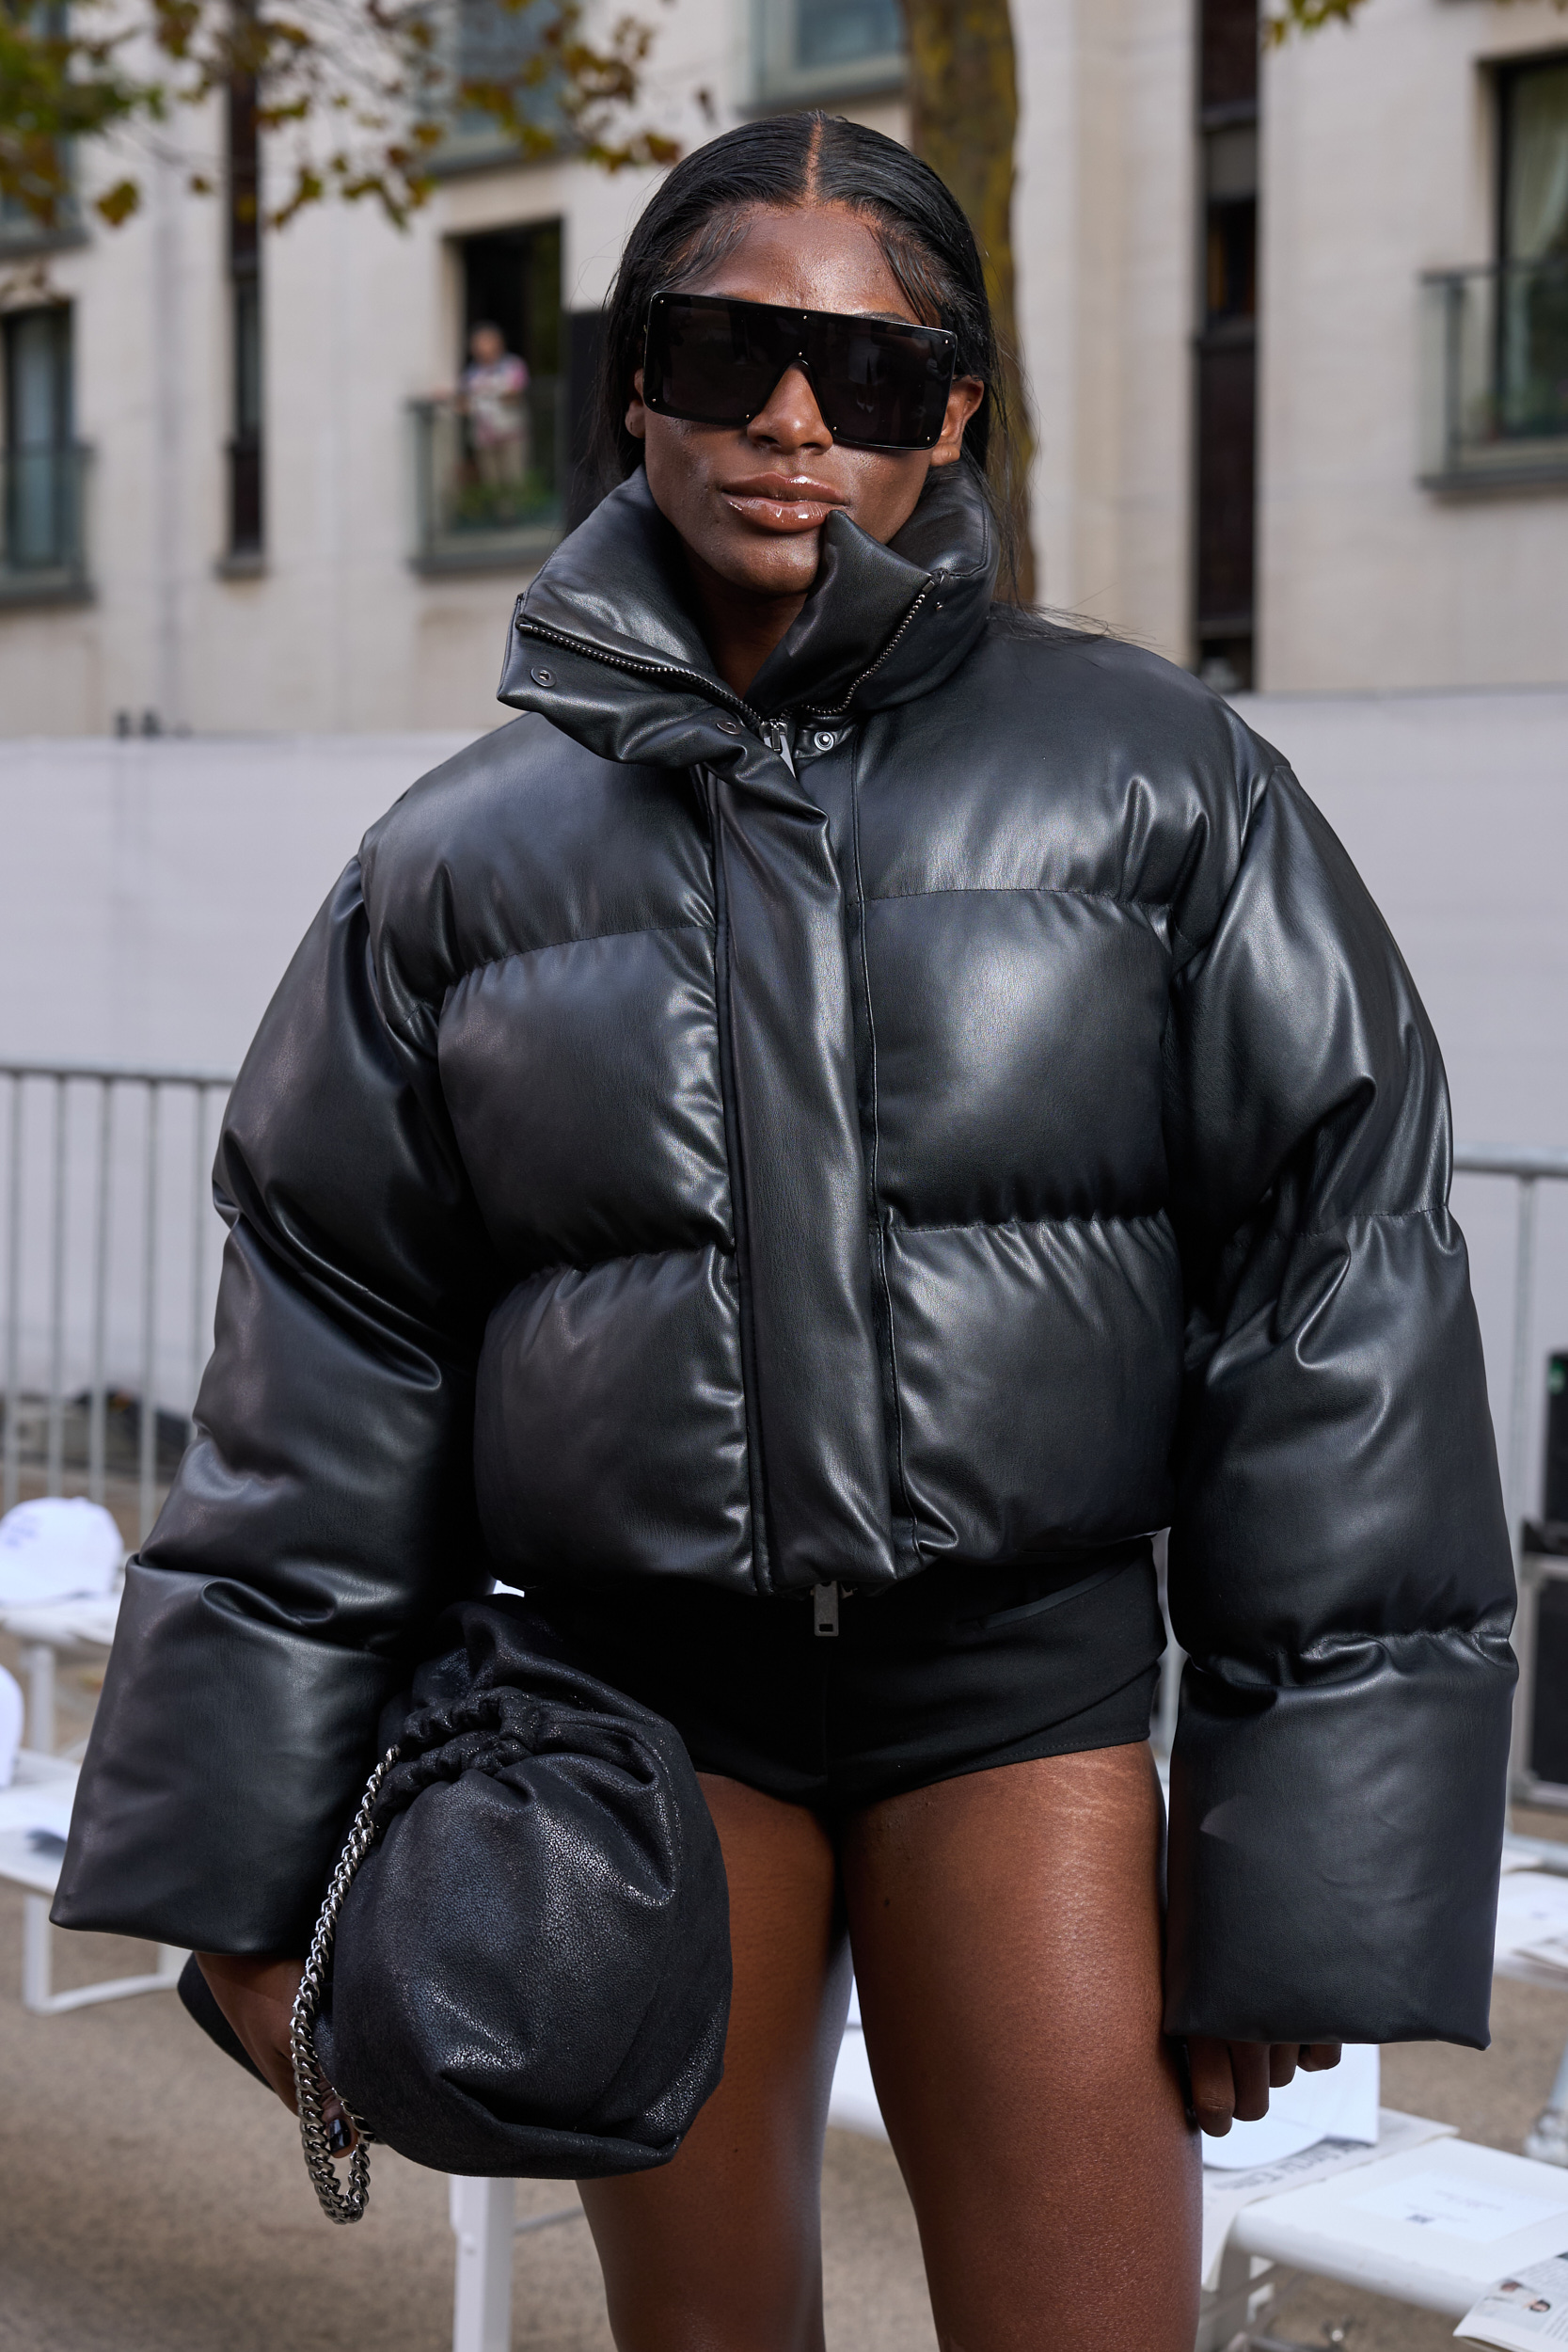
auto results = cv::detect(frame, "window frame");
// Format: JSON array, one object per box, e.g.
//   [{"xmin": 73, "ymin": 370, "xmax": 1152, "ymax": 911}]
[{"xmin": 750, "ymin": 0, "xmax": 907, "ymax": 109}]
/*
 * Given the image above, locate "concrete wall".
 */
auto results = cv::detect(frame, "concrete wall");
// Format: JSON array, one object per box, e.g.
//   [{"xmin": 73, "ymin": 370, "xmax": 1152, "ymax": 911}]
[
  {"xmin": 1013, "ymin": 0, "xmax": 1193, "ymax": 658},
  {"xmin": 1259, "ymin": 0, "xmax": 1568, "ymax": 691},
  {"xmin": 1239, "ymin": 685, "xmax": 1568, "ymax": 1503}
]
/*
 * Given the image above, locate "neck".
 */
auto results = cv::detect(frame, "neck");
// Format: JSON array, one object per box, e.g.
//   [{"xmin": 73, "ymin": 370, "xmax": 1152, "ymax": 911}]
[{"xmin": 681, "ymin": 545, "xmax": 810, "ymax": 700}]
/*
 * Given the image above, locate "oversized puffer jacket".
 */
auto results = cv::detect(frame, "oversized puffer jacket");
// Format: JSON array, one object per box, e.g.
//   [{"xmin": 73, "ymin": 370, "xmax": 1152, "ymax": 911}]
[{"xmin": 55, "ymin": 462, "xmax": 1515, "ymax": 2047}]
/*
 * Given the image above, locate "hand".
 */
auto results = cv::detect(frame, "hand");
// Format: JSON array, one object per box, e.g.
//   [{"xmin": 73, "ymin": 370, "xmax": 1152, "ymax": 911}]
[
  {"xmin": 196, "ymin": 1951, "xmax": 357, "ymax": 2157},
  {"xmin": 1185, "ymin": 2037, "xmax": 1342, "ymax": 2137}
]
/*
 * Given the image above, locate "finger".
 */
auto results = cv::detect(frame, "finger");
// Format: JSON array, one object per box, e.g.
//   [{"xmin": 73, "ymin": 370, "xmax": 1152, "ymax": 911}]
[
  {"xmin": 1299, "ymin": 2042, "xmax": 1343, "ymax": 2072},
  {"xmin": 1185, "ymin": 2036, "xmax": 1236, "ymax": 2136},
  {"xmin": 1268, "ymin": 2042, "xmax": 1300, "ymax": 2090},
  {"xmin": 1228, "ymin": 2042, "xmax": 1272, "ymax": 2122}
]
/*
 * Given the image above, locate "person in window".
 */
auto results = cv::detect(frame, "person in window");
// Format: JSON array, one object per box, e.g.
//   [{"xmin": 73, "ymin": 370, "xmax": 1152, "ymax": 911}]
[
  {"xmin": 459, "ymin": 319, "xmax": 530, "ymax": 485},
  {"xmin": 55, "ymin": 112, "xmax": 1514, "ymax": 2348}
]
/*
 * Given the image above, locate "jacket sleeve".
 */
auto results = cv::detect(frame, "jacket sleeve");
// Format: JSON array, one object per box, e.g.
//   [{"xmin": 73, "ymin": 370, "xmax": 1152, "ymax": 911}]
[
  {"xmin": 1162, "ymin": 755, "xmax": 1515, "ymax": 2050},
  {"xmin": 53, "ymin": 861, "xmax": 497, "ymax": 1956}
]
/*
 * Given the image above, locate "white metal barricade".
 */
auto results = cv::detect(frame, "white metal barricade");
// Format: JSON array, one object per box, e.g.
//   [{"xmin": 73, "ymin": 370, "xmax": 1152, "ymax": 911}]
[{"xmin": 0, "ymin": 1058, "xmax": 233, "ymax": 1546}]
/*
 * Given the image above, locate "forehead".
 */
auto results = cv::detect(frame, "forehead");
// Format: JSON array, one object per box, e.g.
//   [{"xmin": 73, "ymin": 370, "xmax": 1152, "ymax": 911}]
[{"xmin": 681, "ymin": 203, "xmax": 915, "ymax": 322}]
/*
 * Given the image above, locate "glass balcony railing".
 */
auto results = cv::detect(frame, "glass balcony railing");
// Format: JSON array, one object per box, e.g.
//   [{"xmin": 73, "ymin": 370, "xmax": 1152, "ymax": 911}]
[
  {"xmin": 1421, "ymin": 261, "xmax": 1568, "ymax": 490},
  {"xmin": 409, "ymin": 376, "xmax": 562, "ymax": 573},
  {"xmin": 0, "ymin": 442, "xmax": 90, "ymax": 601}
]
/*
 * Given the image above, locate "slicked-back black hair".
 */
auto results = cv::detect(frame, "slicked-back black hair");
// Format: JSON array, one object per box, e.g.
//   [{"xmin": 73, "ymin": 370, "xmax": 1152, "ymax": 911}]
[{"xmin": 590, "ymin": 111, "xmax": 1013, "ymax": 572}]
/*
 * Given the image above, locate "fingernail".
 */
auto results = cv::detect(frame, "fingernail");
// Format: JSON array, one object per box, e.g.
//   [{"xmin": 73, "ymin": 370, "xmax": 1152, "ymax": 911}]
[{"xmin": 327, "ymin": 2114, "xmax": 352, "ymax": 2154}]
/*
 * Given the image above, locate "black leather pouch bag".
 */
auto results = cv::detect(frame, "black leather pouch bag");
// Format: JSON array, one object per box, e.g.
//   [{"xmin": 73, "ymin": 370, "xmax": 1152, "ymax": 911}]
[{"xmin": 186, "ymin": 1597, "xmax": 731, "ymax": 2212}]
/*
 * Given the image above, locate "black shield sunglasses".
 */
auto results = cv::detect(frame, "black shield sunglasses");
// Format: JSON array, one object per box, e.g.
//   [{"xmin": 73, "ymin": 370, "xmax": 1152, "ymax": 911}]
[{"xmin": 641, "ymin": 291, "xmax": 958, "ymax": 452}]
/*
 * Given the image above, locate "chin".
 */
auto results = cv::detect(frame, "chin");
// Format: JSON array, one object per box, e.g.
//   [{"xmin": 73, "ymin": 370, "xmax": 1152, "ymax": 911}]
[{"xmin": 713, "ymin": 532, "xmax": 824, "ymax": 599}]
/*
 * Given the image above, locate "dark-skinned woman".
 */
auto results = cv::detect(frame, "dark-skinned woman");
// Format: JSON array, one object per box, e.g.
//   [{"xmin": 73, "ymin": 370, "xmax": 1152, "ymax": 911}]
[{"xmin": 55, "ymin": 113, "xmax": 1514, "ymax": 2351}]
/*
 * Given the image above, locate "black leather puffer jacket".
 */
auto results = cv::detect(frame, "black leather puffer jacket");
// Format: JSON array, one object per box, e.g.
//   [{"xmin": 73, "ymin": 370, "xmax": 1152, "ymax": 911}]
[{"xmin": 56, "ymin": 464, "xmax": 1514, "ymax": 2047}]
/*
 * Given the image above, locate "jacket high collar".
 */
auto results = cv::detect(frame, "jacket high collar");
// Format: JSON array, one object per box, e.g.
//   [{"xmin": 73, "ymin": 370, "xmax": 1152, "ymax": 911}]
[{"xmin": 499, "ymin": 458, "xmax": 998, "ymax": 745}]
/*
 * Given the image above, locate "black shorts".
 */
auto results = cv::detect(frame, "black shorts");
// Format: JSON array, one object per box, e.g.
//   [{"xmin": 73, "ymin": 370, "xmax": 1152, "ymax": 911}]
[{"xmin": 530, "ymin": 1539, "xmax": 1165, "ymax": 1813}]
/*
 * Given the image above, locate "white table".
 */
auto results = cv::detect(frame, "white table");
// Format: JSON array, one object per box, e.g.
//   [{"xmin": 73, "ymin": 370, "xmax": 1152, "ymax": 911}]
[
  {"xmin": 0, "ymin": 1590, "xmax": 121, "ymax": 1754},
  {"xmin": 0, "ymin": 1749, "xmax": 182, "ymax": 2011},
  {"xmin": 1228, "ymin": 2132, "xmax": 1568, "ymax": 2316}
]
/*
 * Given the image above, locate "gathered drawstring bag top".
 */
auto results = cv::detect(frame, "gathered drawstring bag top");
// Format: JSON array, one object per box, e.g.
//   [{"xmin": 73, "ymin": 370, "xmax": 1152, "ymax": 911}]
[{"xmin": 291, "ymin": 1600, "xmax": 730, "ymax": 2213}]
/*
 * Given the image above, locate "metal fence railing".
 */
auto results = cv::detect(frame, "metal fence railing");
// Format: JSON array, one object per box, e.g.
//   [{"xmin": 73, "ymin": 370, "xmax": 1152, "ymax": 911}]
[
  {"xmin": 0, "ymin": 1073, "xmax": 1562, "ymax": 1665},
  {"xmin": 408, "ymin": 377, "xmax": 563, "ymax": 574},
  {"xmin": 1454, "ymin": 1147, "xmax": 1568, "ymax": 1803},
  {"xmin": 0, "ymin": 1060, "xmax": 235, "ymax": 1546},
  {"xmin": 1420, "ymin": 261, "xmax": 1568, "ymax": 491}
]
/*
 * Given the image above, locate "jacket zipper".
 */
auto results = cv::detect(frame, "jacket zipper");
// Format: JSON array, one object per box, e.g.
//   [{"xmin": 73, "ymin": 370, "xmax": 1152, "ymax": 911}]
[
  {"xmin": 515, "ymin": 616, "xmax": 768, "ymax": 735},
  {"xmin": 801, "ymin": 581, "xmax": 934, "ymax": 719},
  {"xmin": 519, "ymin": 579, "xmax": 935, "ymax": 734},
  {"xmin": 522, "ymin": 613, "xmax": 875, "ymax": 1625}
]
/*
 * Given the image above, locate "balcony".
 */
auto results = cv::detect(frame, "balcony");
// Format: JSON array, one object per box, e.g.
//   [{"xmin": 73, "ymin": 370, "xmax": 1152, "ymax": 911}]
[
  {"xmin": 0, "ymin": 443, "xmax": 90, "ymax": 606},
  {"xmin": 1420, "ymin": 261, "xmax": 1568, "ymax": 494},
  {"xmin": 409, "ymin": 376, "xmax": 562, "ymax": 576}
]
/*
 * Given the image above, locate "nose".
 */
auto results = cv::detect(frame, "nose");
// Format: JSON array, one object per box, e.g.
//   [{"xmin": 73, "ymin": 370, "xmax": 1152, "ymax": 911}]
[{"xmin": 745, "ymin": 363, "xmax": 832, "ymax": 455}]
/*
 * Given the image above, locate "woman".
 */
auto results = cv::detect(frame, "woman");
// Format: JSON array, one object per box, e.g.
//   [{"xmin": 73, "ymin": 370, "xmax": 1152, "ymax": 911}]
[{"xmin": 55, "ymin": 114, "xmax": 1514, "ymax": 2348}]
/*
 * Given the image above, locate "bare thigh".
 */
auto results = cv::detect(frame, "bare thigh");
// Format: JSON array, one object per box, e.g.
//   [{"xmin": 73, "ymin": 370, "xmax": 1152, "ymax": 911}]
[
  {"xmin": 578, "ymin": 1772, "xmax": 850, "ymax": 2352},
  {"xmin": 842, "ymin": 1743, "xmax": 1201, "ymax": 2352}
]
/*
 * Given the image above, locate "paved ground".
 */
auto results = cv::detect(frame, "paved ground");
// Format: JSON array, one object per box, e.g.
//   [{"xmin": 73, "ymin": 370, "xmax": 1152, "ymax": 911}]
[{"xmin": 5, "ymin": 1646, "xmax": 1566, "ymax": 2352}]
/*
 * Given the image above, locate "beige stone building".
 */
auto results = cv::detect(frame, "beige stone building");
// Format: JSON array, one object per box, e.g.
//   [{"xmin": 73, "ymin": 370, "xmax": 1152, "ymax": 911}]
[{"xmin": 0, "ymin": 0, "xmax": 1564, "ymax": 734}]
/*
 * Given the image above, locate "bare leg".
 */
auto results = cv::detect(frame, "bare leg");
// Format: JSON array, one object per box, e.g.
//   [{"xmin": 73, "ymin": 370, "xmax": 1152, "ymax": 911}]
[
  {"xmin": 579, "ymin": 1772, "xmax": 850, "ymax": 2352},
  {"xmin": 842, "ymin": 1743, "xmax": 1200, "ymax": 2352}
]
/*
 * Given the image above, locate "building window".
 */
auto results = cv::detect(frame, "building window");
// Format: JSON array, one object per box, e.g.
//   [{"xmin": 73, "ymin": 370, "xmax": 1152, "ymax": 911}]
[
  {"xmin": 1, "ymin": 304, "xmax": 87, "ymax": 596},
  {"xmin": 0, "ymin": 3, "xmax": 84, "ymax": 258},
  {"xmin": 225, "ymin": 59, "xmax": 263, "ymax": 562},
  {"xmin": 753, "ymin": 0, "xmax": 905, "ymax": 106},
  {"xmin": 1194, "ymin": 0, "xmax": 1259, "ymax": 694},
  {"xmin": 1497, "ymin": 56, "xmax": 1568, "ymax": 443},
  {"xmin": 434, "ymin": 0, "xmax": 562, "ymax": 171},
  {"xmin": 410, "ymin": 219, "xmax": 564, "ymax": 571},
  {"xmin": 1420, "ymin": 54, "xmax": 1568, "ymax": 490}
]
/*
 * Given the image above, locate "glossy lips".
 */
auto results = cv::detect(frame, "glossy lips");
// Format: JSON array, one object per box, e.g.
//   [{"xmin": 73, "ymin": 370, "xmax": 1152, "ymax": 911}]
[{"xmin": 718, "ymin": 469, "xmax": 848, "ymax": 533}]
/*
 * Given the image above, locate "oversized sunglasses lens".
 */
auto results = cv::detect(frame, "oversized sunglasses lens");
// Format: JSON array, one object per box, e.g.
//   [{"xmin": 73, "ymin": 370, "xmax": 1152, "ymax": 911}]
[
  {"xmin": 808, "ymin": 314, "xmax": 954, "ymax": 448},
  {"xmin": 646, "ymin": 296, "xmax": 796, "ymax": 425},
  {"xmin": 643, "ymin": 294, "xmax": 956, "ymax": 449}
]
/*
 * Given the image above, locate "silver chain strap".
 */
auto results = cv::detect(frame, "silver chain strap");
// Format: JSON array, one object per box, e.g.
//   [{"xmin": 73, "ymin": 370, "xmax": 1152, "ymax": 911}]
[{"xmin": 290, "ymin": 1743, "xmax": 402, "ymax": 2224}]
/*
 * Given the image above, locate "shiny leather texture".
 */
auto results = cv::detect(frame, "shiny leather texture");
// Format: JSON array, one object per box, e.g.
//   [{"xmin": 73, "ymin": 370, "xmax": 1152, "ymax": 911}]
[
  {"xmin": 55, "ymin": 461, "xmax": 1514, "ymax": 2047},
  {"xmin": 315, "ymin": 1600, "xmax": 731, "ymax": 2180}
]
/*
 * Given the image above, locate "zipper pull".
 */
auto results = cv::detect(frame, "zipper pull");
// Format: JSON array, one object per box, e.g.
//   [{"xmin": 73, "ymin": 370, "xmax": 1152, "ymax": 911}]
[
  {"xmin": 814, "ymin": 1581, "xmax": 840, "ymax": 1638},
  {"xmin": 763, "ymin": 718, "xmax": 796, "ymax": 773}
]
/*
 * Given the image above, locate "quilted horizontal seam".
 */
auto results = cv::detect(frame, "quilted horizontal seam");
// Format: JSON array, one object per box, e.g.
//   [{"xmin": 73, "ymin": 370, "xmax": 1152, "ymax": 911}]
[
  {"xmin": 885, "ymin": 1207, "xmax": 1173, "ymax": 1240},
  {"xmin": 862, "ymin": 883, "xmax": 1170, "ymax": 915},
  {"xmin": 514, "ymin": 1238, "xmax": 736, "ymax": 1282},
  {"xmin": 1297, "ymin": 1202, "xmax": 1444, "ymax": 1245},
  {"xmin": 440, "ymin": 916, "xmax": 713, "ymax": 1006}
]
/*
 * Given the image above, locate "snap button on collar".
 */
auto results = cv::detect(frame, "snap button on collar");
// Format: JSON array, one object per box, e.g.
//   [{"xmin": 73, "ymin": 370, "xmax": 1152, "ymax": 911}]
[
  {"xmin": 530, "ymin": 666, "xmax": 554, "ymax": 686},
  {"xmin": 715, "ymin": 715, "xmax": 742, "ymax": 735},
  {"xmin": 813, "ymin": 730, "xmax": 836, "ymax": 752}
]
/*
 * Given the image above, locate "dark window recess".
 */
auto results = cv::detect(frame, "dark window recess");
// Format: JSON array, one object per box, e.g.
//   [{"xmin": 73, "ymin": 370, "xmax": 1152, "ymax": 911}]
[
  {"xmin": 1497, "ymin": 56, "xmax": 1568, "ymax": 446},
  {"xmin": 2, "ymin": 303, "xmax": 85, "ymax": 582},
  {"xmin": 227, "ymin": 66, "xmax": 262, "ymax": 558},
  {"xmin": 1531, "ymin": 1577, "xmax": 1568, "ymax": 1785},
  {"xmin": 412, "ymin": 219, "xmax": 565, "ymax": 568},
  {"xmin": 1195, "ymin": 0, "xmax": 1259, "ymax": 692},
  {"xmin": 1545, "ymin": 1353, "xmax": 1568, "ymax": 1531},
  {"xmin": 1202, "ymin": 0, "xmax": 1261, "ymax": 115}
]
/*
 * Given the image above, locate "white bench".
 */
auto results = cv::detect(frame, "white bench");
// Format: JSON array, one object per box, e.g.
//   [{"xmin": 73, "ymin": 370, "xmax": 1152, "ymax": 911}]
[
  {"xmin": 1212, "ymin": 2131, "xmax": 1568, "ymax": 2344},
  {"xmin": 0, "ymin": 1591, "xmax": 121, "ymax": 1756},
  {"xmin": 0, "ymin": 1749, "xmax": 183, "ymax": 2011}
]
